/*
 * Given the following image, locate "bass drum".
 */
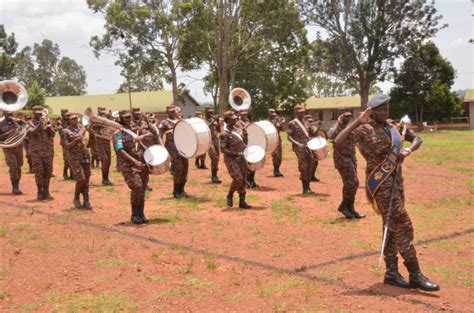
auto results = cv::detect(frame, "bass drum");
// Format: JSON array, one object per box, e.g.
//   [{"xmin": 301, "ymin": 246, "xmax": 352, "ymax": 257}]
[
  {"xmin": 244, "ymin": 145, "xmax": 265, "ymax": 171},
  {"xmin": 246, "ymin": 120, "xmax": 278, "ymax": 154},
  {"xmin": 173, "ymin": 117, "xmax": 211, "ymax": 158},
  {"xmin": 143, "ymin": 145, "xmax": 170, "ymax": 175},
  {"xmin": 307, "ymin": 137, "xmax": 329, "ymax": 161}
]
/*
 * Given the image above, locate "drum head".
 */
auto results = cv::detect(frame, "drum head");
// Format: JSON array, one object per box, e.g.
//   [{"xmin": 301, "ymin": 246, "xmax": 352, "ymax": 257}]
[
  {"xmin": 144, "ymin": 145, "xmax": 169, "ymax": 166},
  {"xmin": 173, "ymin": 120, "xmax": 198, "ymax": 158},
  {"xmin": 244, "ymin": 145, "xmax": 265, "ymax": 163},
  {"xmin": 307, "ymin": 137, "xmax": 327, "ymax": 150},
  {"xmin": 247, "ymin": 123, "xmax": 267, "ymax": 149}
]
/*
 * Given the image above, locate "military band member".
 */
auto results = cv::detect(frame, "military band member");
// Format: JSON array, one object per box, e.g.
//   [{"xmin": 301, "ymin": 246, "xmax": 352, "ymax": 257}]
[
  {"xmin": 95, "ymin": 107, "xmax": 114, "ymax": 186},
  {"xmin": 28, "ymin": 106, "xmax": 55, "ymax": 200},
  {"xmin": 237, "ymin": 109, "xmax": 258, "ymax": 188},
  {"xmin": 334, "ymin": 94, "xmax": 439, "ymax": 291},
  {"xmin": 220, "ymin": 111, "xmax": 251, "ymax": 208},
  {"xmin": 131, "ymin": 107, "xmax": 142, "ymax": 126},
  {"xmin": 159, "ymin": 105, "xmax": 189, "ymax": 198},
  {"xmin": 137, "ymin": 113, "xmax": 160, "ymax": 192},
  {"xmin": 287, "ymin": 106, "xmax": 314, "ymax": 194},
  {"xmin": 23, "ymin": 114, "xmax": 33, "ymax": 173},
  {"xmin": 205, "ymin": 106, "xmax": 222, "ymax": 184},
  {"xmin": 328, "ymin": 112, "xmax": 365, "ymax": 219},
  {"xmin": 267, "ymin": 108, "xmax": 284, "ymax": 177},
  {"xmin": 0, "ymin": 112, "xmax": 24, "ymax": 195},
  {"xmin": 194, "ymin": 111, "xmax": 208, "ymax": 169},
  {"xmin": 114, "ymin": 110, "xmax": 148, "ymax": 224},
  {"xmin": 62, "ymin": 114, "xmax": 92, "ymax": 209},
  {"xmin": 57, "ymin": 109, "xmax": 73, "ymax": 180},
  {"xmin": 305, "ymin": 114, "xmax": 321, "ymax": 183}
]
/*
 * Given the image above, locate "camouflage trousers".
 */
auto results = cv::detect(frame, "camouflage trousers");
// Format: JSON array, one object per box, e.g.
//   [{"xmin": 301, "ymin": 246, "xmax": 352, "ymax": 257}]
[
  {"xmin": 312, "ymin": 157, "xmax": 319, "ymax": 178},
  {"xmin": 3, "ymin": 146, "xmax": 23, "ymax": 182},
  {"xmin": 375, "ymin": 175, "xmax": 417, "ymax": 260},
  {"xmin": 141, "ymin": 166, "xmax": 150, "ymax": 188},
  {"xmin": 23, "ymin": 140, "xmax": 31, "ymax": 169},
  {"xmin": 166, "ymin": 142, "xmax": 189, "ymax": 184},
  {"xmin": 336, "ymin": 164, "xmax": 359, "ymax": 205},
  {"xmin": 122, "ymin": 169, "xmax": 145, "ymax": 206},
  {"xmin": 208, "ymin": 138, "xmax": 220, "ymax": 172},
  {"xmin": 96, "ymin": 139, "xmax": 112, "ymax": 174},
  {"xmin": 31, "ymin": 154, "xmax": 53, "ymax": 190},
  {"xmin": 271, "ymin": 139, "xmax": 282, "ymax": 169},
  {"xmin": 69, "ymin": 159, "xmax": 91, "ymax": 196},
  {"xmin": 224, "ymin": 156, "xmax": 247, "ymax": 195},
  {"xmin": 294, "ymin": 146, "xmax": 313, "ymax": 182}
]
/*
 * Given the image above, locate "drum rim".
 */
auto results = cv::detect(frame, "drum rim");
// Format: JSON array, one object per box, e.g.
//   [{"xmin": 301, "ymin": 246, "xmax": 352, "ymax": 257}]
[{"xmin": 174, "ymin": 119, "xmax": 212, "ymax": 158}]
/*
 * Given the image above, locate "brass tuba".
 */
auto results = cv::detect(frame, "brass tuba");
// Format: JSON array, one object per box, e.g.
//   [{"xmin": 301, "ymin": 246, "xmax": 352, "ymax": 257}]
[
  {"xmin": 0, "ymin": 80, "xmax": 29, "ymax": 148},
  {"xmin": 83, "ymin": 107, "xmax": 137, "ymax": 140},
  {"xmin": 229, "ymin": 88, "xmax": 251, "ymax": 111}
]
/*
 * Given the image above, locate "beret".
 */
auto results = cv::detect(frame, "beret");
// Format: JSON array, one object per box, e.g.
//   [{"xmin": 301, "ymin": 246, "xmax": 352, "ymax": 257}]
[{"xmin": 367, "ymin": 94, "xmax": 390, "ymax": 109}]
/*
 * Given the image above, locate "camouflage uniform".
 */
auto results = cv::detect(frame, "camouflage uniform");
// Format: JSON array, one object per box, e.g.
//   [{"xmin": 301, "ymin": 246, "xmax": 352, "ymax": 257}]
[
  {"xmin": 287, "ymin": 118, "xmax": 312, "ymax": 182},
  {"xmin": 57, "ymin": 116, "xmax": 72, "ymax": 178},
  {"xmin": 159, "ymin": 118, "xmax": 188, "ymax": 185},
  {"xmin": 307, "ymin": 121, "xmax": 320, "ymax": 181},
  {"xmin": 237, "ymin": 118, "xmax": 257, "ymax": 187},
  {"xmin": 137, "ymin": 121, "xmax": 160, "ymax": 190},
  {"xmin": 268, "ymin": 117, "xmax": 284, "ymax": 173},
  {"xmin": 94, "ymin": 113, "xmax": 113, "ymax": 183},
  {"xmin": 352, "ymin": 121, "xmax": 417, "ymax": 260},
  {"xmin": 28, "ymin": 118, "xmax": 55, "ymax": 198},
  {"xmin": 62, "ymin": 124, "xmax": 91, "ymax": 205},
  {"xmin": 115, "ymin": 128, "xmax": 146, "ymax": 207},
  {"xmin": 0, "ymin": 119, "xmax": 24, "ymax": 187},
  {"xmin": 23, "ymin": 135, "xmax": 32, "ymax": 173},
  {"xmin": 220, "ymin": 127, "xmax": 247, "ymax": 195},
  {"xmin": 206, "ymin": 115, "xmax": 221, "ymax": 172},
  {"xmin": 328, "ymin": 122, "xmax": 359, "ymax": 210}
]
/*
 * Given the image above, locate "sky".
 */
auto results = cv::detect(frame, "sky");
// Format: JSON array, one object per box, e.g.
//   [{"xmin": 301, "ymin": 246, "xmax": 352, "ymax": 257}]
[{"xmin": 1, "ymin": 0, "xmax": 473, "ymax": 102}]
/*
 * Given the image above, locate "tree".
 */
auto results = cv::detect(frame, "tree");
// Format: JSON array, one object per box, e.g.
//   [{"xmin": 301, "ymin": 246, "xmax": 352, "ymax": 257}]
[
  {"xmin": 0, "ymin": 25, "xmax": 18, "ymax": 80},
  {"xmin": 25, "ymin": 80, "xmax": 47, "ymax": 110},
  {"xmin": 88, "ymin": 0, "xmax": 196, "ymax": 102},
  {"xmin": 181, "ymin": 0, "xmax": 311, "ymax": 115},
  {"xmin": 301, "ymin": 0, "xmax": 445, "ymax": 108},
  {"xmin": 390, "ymin": 42, "xmax": 462, "ymax": 126},
  {"xmin": 32, "ymin": 39, "xmax": 87, "ymax": 96},
  {"xmin": 116, "ymin": 51, "xmax": 164, "ymax": 93},
  {"xmin": 13, "ymin": 46, "xmax": 36, "ymax": 87}
]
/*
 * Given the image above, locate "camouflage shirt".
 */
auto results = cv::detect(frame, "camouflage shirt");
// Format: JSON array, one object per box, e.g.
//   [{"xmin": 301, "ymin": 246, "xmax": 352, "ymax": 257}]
[
  {"xmin": 219, "ymin": 127, "xmax": 247, "ymax": 159},
  {"xmin": 205, "ymin": 115, "xmax": 221, "ymax": 139},
  {"xmin": 329, "ymin": 122, "xmax": 357, "ymax": 167},
  {"xmin": 158, "ymin": 118, "xmax": 178, "ymax": 144},
  {"xmin": 27, "ymin": 119, "xmax": 55, "ymax": 157},
  {"xmin": 114, "ymin": 127, "xmax": 142, "ymax": 172},
  {"xmin": 62, "ymin": 125, "xmax": 90, "ymax": 163},
  {"xmin": 287, "ymin": 118, "xmax": 310, "ymax": 146}
]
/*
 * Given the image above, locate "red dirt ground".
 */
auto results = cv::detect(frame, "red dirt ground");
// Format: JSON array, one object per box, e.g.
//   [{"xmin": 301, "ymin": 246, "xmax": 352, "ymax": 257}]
[{"xmin": 0, "ymin": 134, "xmax": 473, "ymax": 312}]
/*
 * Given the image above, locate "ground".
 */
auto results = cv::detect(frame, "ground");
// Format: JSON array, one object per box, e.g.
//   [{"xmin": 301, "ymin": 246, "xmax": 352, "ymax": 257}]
[{"xmin": 0, "ymin": 130, "xmax": 473, "ymax": 312}]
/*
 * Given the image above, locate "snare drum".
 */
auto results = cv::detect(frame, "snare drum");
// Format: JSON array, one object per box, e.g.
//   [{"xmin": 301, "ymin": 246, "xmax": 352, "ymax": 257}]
[
  {"xmin": 143, "ymin": 145, "xmax": 170, "ymax": 175},
  {"xmin": 244, "ymin": 145, "xmax": 266, "ymax": 171},
  {"xmin": 173, "ymin": 117, "xmax": 212, "ymax": 158},
  {"xmin": 246, "ymin": 120, "xmax": 279, "ymax": 154},
  {"xmin": 307, "ymin": 137, "xmax": 329, "ymax": 160}
]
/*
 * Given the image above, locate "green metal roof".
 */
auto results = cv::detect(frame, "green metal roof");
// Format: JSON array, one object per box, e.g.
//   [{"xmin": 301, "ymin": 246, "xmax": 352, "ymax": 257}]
[
  {"xmin": 464, "ymin": 89, "xmax": 474, "ymax": 102},
  {"xmin": 304, "ymin": 95, "xmax": 372, "ymax": 110},
  {"xmin": 45, "ymin": 90, "xmax": 175, "ymax": 115}
]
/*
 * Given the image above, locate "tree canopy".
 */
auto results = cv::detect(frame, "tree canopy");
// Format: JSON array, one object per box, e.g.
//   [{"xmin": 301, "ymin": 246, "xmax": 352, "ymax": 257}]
[{"xmin": 390, "ymin": 42, "xmax": 462, "ymax": 125}]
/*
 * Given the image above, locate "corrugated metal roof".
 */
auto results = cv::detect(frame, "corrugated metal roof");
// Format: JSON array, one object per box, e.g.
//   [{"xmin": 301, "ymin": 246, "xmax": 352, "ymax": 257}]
[
  {"xmin": 45, "ymin": 90, "xmax": 176, "ymax": 114},
  {"xmin": 464, "ymin": 89, "xmax": 474, "ymax": 102},
  {"xmin": 305, "ymin": 95, "xmax": 372, "ymax": 110}
]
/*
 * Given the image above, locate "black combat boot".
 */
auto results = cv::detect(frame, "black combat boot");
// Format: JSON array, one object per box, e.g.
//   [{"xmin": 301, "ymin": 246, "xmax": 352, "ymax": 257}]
[
  {"xmin": 310, "ymin": 174, "xmax": 320, "ymax": 182},
  {"xmin": 404, "ymin": 257, "xmax": 440, "ymax": 291},
  {"xmin": 131, "ymin": 205, "xmax": 144, "ymax": 224},
  {"xmin": 302, "ymin": 181, "xmax": 314, "ymax": 195},
  {"xmin": 180, "ymin": 182, "xmax": 188, "ymax": 198},
  {"xmin": 102, "ymin": 172, "xmax": 113, "ymax": 186},
  {"xmin": 73, "ymin": 186, "xmax": 82, "ymax": 208},
  {"xmin": 384, "ymin": 256, "xmax": 410, "ymax": 288},
  {"xmin": 239, "ymin": 193, "xmax": 252, "ymax": 209},
  {"xmin": 140, "ymin": 203, "xmax": 149, "ymax": 224},
  {"xmin": 273, "ymin": 166, "xmax": 284, "ymax": 177},
  {"xmin": 82, "ymin": 191, "xmax": 93, "ymax": 210},
  {"xmin": 173, "ymin": 183, "xmax": 179, "ymax": 198},
  {"xmin": 12, "ymin": 180, "xmax": 23, "ymax": 195},
  {"xmin": 226, "ymin": 192, "xmax": 234, "ymax": 207},
  {"xmin": 195, "ymin": 158, "xmax": 200, "ymax": 169},
  {"xmin": 37, "ymin": 184, "xmax": 44, "ymax": 200},
  {"xmin": 338, "ymin": 201, "xmax": 355, "ymax": 219},
  {"xmin": 349, "ymin": 201, "xmax": 366, "ymax": 219},
  {"xmin": 211, "ymin": 170, "xmax": 222, "ymax": 184},
  {"xmin": 200, "ymin": 161, "xmax": 208, "ymax": 169},
  {"xmin": 63, "ymin": 164, "xmax": 69, "ymax": 180},
  {"xmin": 44, "ymin": 180, "xmax": 53, "ymax": 200}
]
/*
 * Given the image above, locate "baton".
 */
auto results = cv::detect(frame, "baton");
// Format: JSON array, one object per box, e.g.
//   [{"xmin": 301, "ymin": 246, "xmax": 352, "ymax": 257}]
[{"xmin": 378, "ymin": 163, "xmax": 400, "ymax": 267}]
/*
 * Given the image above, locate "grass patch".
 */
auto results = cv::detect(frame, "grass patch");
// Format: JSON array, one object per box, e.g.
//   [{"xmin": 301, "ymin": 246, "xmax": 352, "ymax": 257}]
[
  {"xmin": 48, "ymin": 292, "xmax": 137, "ymax": 312},
  {"xmin": 352, "ymin": 239, "xmax": 373, "ymax": 251},
  {"xmin": 258, "ymin": 278, "xmax": 300, "ymax": 298},
  {"xmin": 203, "ymin": 254, "xmax": 219, "ymax": 270},
  {"xmin": 450, "ymin": 166, "xmax": 474, "ymax": 174},
  {"xmin": 186, "ymin": 277, "xmax": 217, "ymax": 289},
  {"xmin": 95, "ymin": 258, "xmax": 126, "ymax": 269},
  {"xmin": 225, "ymin": 292, "xmax": 243, "ymax": 302},
  {"xmin": 155, "ymin": 288, "xmax": 192, "ymax": 298},
  {"xmin": 468, "ymin": 178, "xmax": 474, "ymax": 195},
  {"xmin": 0, "ymin": 225, "xmax": 6, "ymax": 238},
  {"xmin": 427, "ymin": 266, "xmax": 473, "ymax": 287},
  {"xmin": 271, "ymin": 200, "xmax": 301, "ymax": 223}
]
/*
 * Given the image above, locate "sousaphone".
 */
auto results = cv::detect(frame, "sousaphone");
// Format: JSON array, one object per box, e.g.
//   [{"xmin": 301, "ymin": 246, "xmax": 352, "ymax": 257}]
[
  {"xmin": 229, "ymin": 88, "xmax": 251, "ymax": 111},
  {"xmin": 0, "ymin": 80, "xmax": 29, "ymax": 148}
]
